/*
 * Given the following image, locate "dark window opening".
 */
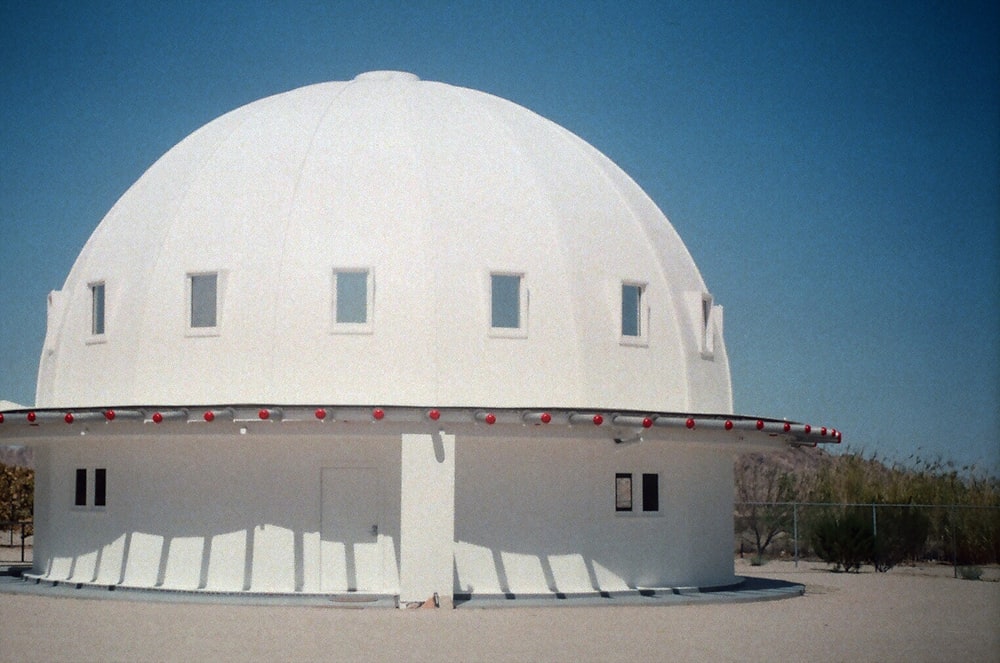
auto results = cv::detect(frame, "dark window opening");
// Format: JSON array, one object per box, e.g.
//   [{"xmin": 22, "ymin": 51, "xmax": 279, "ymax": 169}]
[
  {"xmin": 642, "ymin": 473, "xmax": 659, "ymax": 512},
  {"xmin": 94, "ymin": 468, "xmax": 107, "ymax": 507},
  {"xmin": 74, "ymin": 469, "xmax": 87, "ymax": 506}
]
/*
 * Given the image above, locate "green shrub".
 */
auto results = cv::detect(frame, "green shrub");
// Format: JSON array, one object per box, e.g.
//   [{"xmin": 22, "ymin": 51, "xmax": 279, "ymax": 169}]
[
  {"xmin": 958, "ymin": 565, "xmax": 983, "ymax": 580},
  {"xmin": 809, "ymin": 508, "xmax": 873, "ymax": 572},
  {"xmin": 873, "ymin": 506, "xmax": 931, "ymax": 572}
]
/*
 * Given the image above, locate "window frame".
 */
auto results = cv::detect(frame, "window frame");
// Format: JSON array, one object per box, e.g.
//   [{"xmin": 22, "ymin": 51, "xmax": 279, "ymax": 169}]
[
  {"xmin": 186, "ymin": 271, "xmax": 223, "ymax": 336},
  {"xmin": 331, "ymin": 267, "xmax": 374, "ymax": 334},
  {"xmin": 488, "ymin": 271, "xmax": 528, "ymax": 338},
  {"xmin": 614, "ymin": 471, "xmax": 661, "ymax": 516},
  {"xmin": 89, "ymin": 281, "xmax": 106, "ymax": 338},
  {"xmin": 615, "ymin": 473, "xmax": 633, "ymax": 512},
  {"xmin": 73, "ymin": 467, "xmax": 108, "ymax": 510},
  {"xmin": 620, "ymin": 281, "xmax": 648, "ymax": 347}
]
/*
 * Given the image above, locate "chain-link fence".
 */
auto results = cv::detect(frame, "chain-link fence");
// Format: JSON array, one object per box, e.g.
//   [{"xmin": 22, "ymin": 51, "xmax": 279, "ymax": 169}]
[
  {"xmin": 0, "ymin": 521, "xmax": 32, "ymax": 563},
  {"xmin": 735, "ymin": 502, "xmax": 1000, "ymax": 572}
]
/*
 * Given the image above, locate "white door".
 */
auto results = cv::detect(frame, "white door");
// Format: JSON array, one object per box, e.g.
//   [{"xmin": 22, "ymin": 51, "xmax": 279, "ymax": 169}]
[{"xmin": 320, "ymin": 467, "xmax": 381, "ymax": 592}]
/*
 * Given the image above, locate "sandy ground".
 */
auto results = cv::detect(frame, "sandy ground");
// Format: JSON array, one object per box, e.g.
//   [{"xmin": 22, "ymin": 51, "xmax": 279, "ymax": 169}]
[{"xmin": 1, "ymin": 559, "xmax": 998, "ymax": 663}]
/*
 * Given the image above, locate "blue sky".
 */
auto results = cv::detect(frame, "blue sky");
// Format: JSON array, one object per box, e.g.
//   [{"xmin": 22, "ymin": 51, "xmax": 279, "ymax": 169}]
[{"xmin": 1, "ymin": 1, "xmax": 997, "ymax": 471}]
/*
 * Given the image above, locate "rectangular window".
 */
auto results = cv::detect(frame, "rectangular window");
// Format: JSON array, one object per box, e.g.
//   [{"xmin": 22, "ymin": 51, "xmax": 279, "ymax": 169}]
[
  {"xmin": 189, "ymin": 273, "xmax": 218, "ymax": 328},
  {"xmin": 615, "ymin": 473, "xmax": 633, "ymax": 512},
  {"xmin": 74, "ymin": 469, "xmax": 87, "ymax": 506},
  {"xmin": 334, "ymin": 270, "xmax": 369, "ymax": 324},
  {"xmin": 94, "ymin": 468, "xmax": 107, "ymax": 507},
  {"xmin": 91, "ymin": 283, "xmax": 105, "ymax": 335},
  {"xmin": 491, "ymin": 273, "xmax": 521, "ymax": 329},
  {"xmin": 642, "ymin": 473, "xmax": 659, "ymax": 512},
  {"xmin": 621, "ymin": 283, "xmax": 643, "ymax": 338}
]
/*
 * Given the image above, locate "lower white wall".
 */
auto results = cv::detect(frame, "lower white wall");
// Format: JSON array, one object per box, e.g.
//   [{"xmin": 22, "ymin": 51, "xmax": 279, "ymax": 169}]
[
  {"xmin": 31, "ymin": 428, "xmax": 737, "ymax": 598},
  {"xmin": 33, "ymin": 431, "xmax": 402, "ymax": 594},
  {"xmin": 453, "ymin": 435, "xmax": 735, "ymax": 594}
]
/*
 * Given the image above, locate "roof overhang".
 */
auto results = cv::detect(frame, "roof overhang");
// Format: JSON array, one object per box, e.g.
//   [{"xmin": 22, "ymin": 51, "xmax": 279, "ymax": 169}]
[{"xmin": 0, "ymin": 405, "xmax": 840, "ymax": 450}]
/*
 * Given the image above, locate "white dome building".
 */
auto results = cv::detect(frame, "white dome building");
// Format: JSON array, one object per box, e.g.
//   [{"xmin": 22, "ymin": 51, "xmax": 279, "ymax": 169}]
[{"xmin": 2, "ymin": 72, "xmax": 838, "ymax": 604}]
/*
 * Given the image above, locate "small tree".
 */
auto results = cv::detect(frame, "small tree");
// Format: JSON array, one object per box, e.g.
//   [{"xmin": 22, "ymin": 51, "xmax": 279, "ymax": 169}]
[
  {"xmin": 0, "ymin": 462, "xmax": 34, "ymax": 540},
  {"xmin": 735, "ymin": 453, "xmax": 801, "ymax": 558}
]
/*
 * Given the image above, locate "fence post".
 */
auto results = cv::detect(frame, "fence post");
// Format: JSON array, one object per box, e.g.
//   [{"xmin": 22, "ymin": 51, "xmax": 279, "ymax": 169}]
[
  {"xmin": 950, "ymin": 506, "xmax": 958, "ymax": 579},
  {"xmin": 793, "ymin": 502, "xmax": 799, "ymax": 568},
  {"xmin": 20, "ymin": 521, "xmax": 26, "ymax": 563},
  {"xmin": 872, "ymin": 504, "xmax": 879, "ymax": 570}
]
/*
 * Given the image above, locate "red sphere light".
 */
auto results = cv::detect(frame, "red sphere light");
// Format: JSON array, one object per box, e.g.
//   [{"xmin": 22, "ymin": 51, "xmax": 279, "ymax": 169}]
[
  {"xmin": 64, "ymin": 413, "xmax": 74, "ymax": 424},
  {"xmin": 484, "ymin": 413, "xmax": 496, "ymax": 425},
  {"xmin": 258, "ymin": 409, "xmax": 270, "ymax": 420},
  {"xmin": 540, "ymin": 412, "xmax": 552, "ymax": 424},
  {"xmin": 642, "ymin": 417, "xmax": 653, "ymax": 429},
  {"xmin": 104, "ymin": 409, "xmax": 116, "ymax": 421},
  {"xmin": 204, "ymin": 411, "xmax": 215, "ymax": 422},
  {"xmin": 821, "ymin": 427, "xmax": 828, "ymax": 436},
  {"xmin": 756, "ymin": 420, "xmax": 765, "ymax": 430},
  {"xmin": 685, "ymin": 417, "xmax": 696, "ymax": 429},
  {"xmin": 592, "ymin": 414, "xmax": 604, "ymax": 426},
  {"xmin": 315, "ymin": 408, "xmax": 327, "ymax": 420},
  {"xmin": 373, "ymin": 408, "xmax": 385, "ymax": 421},
  {"xmin": 803, "ymin": 424, "xmax": 811, "ymax": 434},
  {"xmin": 152, "ymin": 412, "xmax": 163, "ymax": 424},
  {"xmin": 0, "ymin": 413, "xmax": 4, "ymax": 424},
  {"xmin": 27, "ymin": 412, "xmax": 36, "ymax": 423},
  {"xmin": 783, "ymin": 422, "xmax": 791, "ymax": 432},
  {"xmin": 428, "ymin": 409, "xmax": 441, "ymax": 421},
  {"xmin": 724, "ymin": 420, "xmax": 733, "ymax": 431}
]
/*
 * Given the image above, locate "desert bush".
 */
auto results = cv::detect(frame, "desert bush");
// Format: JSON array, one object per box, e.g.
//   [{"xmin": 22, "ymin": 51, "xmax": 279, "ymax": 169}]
[
  {"xmin": 0, "ymin": 462, "xmax": 34, "ymax": 541},
  {"xmin": 0, "ymin": 463, "xmax": 33, "ymax": 522},
  {"xmin": 736, "ymin": 448, "xmax": 1000, "ymax": 565},
  {"xmin": 958, "ymin": 565, "xmax": 983, "ymax": 580},
  {"xmin": 872, "ymin": 506, "xmax": 930, "ymax": 572},
  {"xmin": 809, "ymin": 508, "xmax": 873, "ymax": 572}
]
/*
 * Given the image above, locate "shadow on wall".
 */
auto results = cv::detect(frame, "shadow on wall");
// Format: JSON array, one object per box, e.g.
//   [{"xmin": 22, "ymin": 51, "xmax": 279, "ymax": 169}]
[
  {"xmin": 39, "ymin": 523, "xmax": 395, "ymax": 594},
  {"xmin": 35, "ymin": 434, "xmax": 401, "ymax": 593}
]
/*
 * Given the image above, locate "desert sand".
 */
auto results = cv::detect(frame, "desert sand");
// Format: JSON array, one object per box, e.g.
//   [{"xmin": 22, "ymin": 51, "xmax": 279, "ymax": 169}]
[{"xmin": 1, "ymin": 559, "xmax": 997, "ymax": 662}]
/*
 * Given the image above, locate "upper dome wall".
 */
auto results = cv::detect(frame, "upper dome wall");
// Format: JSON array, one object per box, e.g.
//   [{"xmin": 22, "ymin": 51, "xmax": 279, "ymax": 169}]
[{"xmin": 36, "ymin": 73, "xmax": 732, "ymax": 412}]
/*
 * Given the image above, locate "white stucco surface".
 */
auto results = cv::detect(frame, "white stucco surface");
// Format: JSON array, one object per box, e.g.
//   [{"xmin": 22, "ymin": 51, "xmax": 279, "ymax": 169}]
[
  {"xmin": 31, "ymin": 429, "xmax": 404, "ymax": 594},
  {"xmin": 36, "ymin": 71, "xmax": 730, "ymax": 414}
]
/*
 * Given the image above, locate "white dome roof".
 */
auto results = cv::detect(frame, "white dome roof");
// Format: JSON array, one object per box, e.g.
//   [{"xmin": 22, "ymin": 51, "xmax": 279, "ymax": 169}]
[{"xmin": 37, "ymin": 72, "xmax": 732, "ymax": 412}]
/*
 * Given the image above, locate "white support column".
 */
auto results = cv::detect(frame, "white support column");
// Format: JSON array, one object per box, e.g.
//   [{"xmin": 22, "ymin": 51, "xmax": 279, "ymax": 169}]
[
  {"xmin": 399, "ymin": 432, "xmax": 455, "ymax": 605},
  {"xmin": 30, "ymin": 445, "xmax": 52, "ymax": 576}
]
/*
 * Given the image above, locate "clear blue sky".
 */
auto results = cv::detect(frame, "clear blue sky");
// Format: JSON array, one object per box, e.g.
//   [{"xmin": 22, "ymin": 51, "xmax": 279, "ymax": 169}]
[{"xmin": 2, "ymin": 1, "xmax": 997, "ymax": 471}]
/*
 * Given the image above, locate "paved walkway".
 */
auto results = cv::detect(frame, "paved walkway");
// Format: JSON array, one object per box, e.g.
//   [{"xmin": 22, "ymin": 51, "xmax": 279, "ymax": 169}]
[
  {"xmin": 3, "ymin": 560, "xmax": 996, "ymax": 662},
  {"xmin": 1, "ymin": 564, "xmax": 802, "ymax": 608}
]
